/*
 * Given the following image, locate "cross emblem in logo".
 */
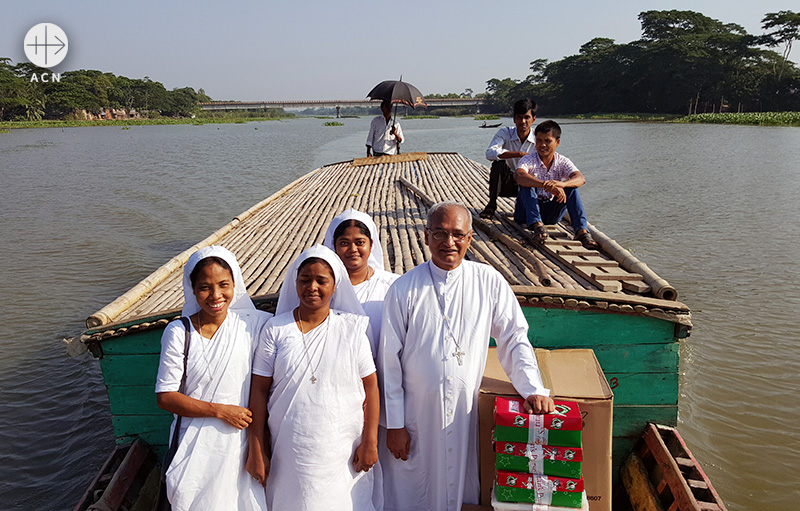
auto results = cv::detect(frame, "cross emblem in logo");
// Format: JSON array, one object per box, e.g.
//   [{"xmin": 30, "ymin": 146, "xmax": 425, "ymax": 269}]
[{"xmin": 24, "ymin": 23, "xmax": 69, "ymax": 68}]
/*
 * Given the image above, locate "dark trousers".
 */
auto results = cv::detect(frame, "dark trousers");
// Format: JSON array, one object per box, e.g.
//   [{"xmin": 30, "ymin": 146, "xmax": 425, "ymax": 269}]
[
  {"xmin": 514, "ymin": 186, "xmax": 588, "ymax": 232},
  {"xmin": 484, "ymin": 160, "xmax": 518, "ymax": 211}
]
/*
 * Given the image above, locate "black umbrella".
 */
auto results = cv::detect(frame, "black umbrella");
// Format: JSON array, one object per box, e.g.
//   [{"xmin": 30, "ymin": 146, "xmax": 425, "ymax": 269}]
[
  {"xmin": 366, "ymin": 78, "xmax": 427, "ymax": 108},
  {"xmin": 366, "ymin": 77, "xmax": 426, "ymax": 154}
]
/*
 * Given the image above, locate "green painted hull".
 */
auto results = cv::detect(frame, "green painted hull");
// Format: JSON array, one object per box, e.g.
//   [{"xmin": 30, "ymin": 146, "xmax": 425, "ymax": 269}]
[
  {"xmin": 521, "ymin": 305, "xmax": 686, "ymax": 476},
  {"xmin": 93, "ymin": 303, "xmax": 687, "ymax": 470}
]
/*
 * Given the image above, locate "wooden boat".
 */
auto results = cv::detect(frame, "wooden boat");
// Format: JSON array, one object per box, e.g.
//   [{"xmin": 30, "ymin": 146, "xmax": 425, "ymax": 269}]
[
  {"xmin": 480, "ymin": 123, "xmax": 502, "ymax": 128},
  {"xmin": 72, "ymin": 152, "xmax": 714, "ymax": 510}
]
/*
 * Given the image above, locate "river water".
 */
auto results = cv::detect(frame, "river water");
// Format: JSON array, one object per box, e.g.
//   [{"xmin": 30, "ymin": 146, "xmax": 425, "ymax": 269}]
[{"xmin": 0, "ymin": 117, "xmax": 798, "ymax": 510}]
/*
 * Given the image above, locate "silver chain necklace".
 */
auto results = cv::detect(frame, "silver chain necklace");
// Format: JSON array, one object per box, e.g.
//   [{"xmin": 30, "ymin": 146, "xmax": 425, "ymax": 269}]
[
  {"xmin": 296, "ymin": 309, "xmax": 330, "ymax": 384},
  {"xmin": 427, "ymin": 262, "xmax": 466, "ymax": 365}
]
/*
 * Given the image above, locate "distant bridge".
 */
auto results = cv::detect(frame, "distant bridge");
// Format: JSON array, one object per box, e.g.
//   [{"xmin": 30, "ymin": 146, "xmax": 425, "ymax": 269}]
[{"xmin": 199, "ymin": 98, "xmax": 485, "ymax": 111}]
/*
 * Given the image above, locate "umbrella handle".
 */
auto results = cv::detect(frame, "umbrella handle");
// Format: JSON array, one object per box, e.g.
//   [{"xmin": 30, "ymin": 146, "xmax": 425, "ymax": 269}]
[{"xmin": 392, "ymin": 104, "xmax": 401, "ymax": 154}]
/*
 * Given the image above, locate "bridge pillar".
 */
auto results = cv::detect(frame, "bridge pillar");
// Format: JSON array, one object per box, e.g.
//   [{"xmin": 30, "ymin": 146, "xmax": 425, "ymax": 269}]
[{"xmin": 336, "ymin": 105, "xmax": 340, "ymax": 118}]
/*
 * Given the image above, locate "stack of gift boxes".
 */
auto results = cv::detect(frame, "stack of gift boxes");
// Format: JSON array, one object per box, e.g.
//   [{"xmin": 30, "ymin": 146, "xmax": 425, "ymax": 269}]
[{"xmin": 492, "ymin": 396, "xmax": 586, "ymax": 509}]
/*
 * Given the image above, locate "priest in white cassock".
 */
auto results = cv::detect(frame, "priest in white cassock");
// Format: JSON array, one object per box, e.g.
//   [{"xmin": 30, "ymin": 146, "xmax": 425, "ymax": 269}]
[{"xmin": 379, "ymin": 201, "xmax": 555, "ymax": 511}]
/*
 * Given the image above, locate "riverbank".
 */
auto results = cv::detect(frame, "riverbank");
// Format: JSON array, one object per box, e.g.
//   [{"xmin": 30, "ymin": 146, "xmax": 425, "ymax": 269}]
[
  {"xmin": 563, "ymin": 111, "xmax": 800, "ymax": 126},
  {"xmin": 0, "ymin": 113, "xmax": 295, "ymax": 130},
  {"xmin": 3, "ymin": 111, "xmax": 799, "ymax": 130}
]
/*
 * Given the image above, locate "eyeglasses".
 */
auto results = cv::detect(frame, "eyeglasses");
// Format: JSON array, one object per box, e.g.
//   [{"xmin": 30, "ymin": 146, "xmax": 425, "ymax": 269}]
[{"xmin": 427, "ymin": 229, "xmax": 471, "ymax": 242}]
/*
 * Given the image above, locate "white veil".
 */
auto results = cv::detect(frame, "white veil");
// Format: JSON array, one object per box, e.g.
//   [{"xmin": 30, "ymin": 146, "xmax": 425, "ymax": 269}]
[
  {"xmin": 275, "ymin": 245, "xmax": 365, "ymax": 316},
  {"xmin": 323, "ymin": 209, "xmax": 385, "ymax": 271},
  {"xmin": 181, "ymin": 245, "xmax": 255, "ymax": 317}
]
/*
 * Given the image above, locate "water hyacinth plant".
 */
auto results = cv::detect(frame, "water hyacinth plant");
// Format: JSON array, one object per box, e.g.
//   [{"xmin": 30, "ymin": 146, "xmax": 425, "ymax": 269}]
[{"xmin": 677, "ymin": 112, "xmax": 800, "ymax": 126}]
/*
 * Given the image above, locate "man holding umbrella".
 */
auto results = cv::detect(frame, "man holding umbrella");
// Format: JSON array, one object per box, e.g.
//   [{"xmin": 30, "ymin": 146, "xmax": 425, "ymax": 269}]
[{"xmin": 366, "ymin": 99, "xmax": 404, "ymax": 157}]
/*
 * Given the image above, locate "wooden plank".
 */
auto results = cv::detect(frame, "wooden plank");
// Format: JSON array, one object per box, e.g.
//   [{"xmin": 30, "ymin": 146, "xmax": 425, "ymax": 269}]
[
  {"xmin": 590, "ymin": 343, "xmax": 679, "ymax": 373},
  {"xmin": 521, "ymin": 307, "xmax": 678, "ymax": 346},
  {"xmin": 592, "ymin": 269, "xmax": 644, "ymax": 281},
  {"xmin": 499, "ymin": 218, "xmax": 624, "ymax": 292},
  {"xmin": 603, "ymin": 372, "xmax": 679, "ymax": 405},
  {"xmin": 100, "ymin": 354, "xmax": 160, "ymax": 386},
  {"xmin": 623, "ymin": 280, "xmax": 653, "ymax": 293},
  {"xmin": 107, "ymin": 386, "xmax": 166, "ymax": 416},
  {"xmin": 351, "ymin": 152, "xmax": 427, "ymax": 167},
  {"xmin": 74, "ymin": 444, "xmax": 130, "ymax": 510},
  {"xmin": 561, "ymin": 256, "xmax": 620, "ymax": 267},
  {"xmin": 112, "ymin": 414, "xmax": 173, "ymax": 440},
  {"xmin": 641, "ymin": 424, "xmax": 702, "ymax": 511},
  {"xmin": 99, "ymin": 329, "xmax": 163, "ymax": 355},
  {"xmin": 655, "ymin": 425, "xmax": 728, "ymax": 511},
  {"xmin": 622, "ymin": 453, "xmax": 666, "ymax": 511},
  {"xmin": 687, "ymin": 479, "xmax": 709, "ymax": 490},
  {"xmin": 89, "ymin": 439, "xmax": 154, "ymax": 511},
  {"xmin": 613, "ymin": 406, "xmax": 678, "ymax": 437}
]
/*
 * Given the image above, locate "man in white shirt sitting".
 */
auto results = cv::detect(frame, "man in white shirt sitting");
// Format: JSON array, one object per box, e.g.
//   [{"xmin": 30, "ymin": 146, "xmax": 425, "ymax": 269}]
[
  {"xmin": 480, "ymin": 98, "xmax": 538, "ymax": 218},
  {"xmin": 366, "ymin": 99, "xmax": 404, "ymax": 156}
]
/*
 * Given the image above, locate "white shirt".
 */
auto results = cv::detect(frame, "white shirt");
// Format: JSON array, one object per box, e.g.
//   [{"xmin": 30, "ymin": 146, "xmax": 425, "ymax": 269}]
[
  {"xmin": 485, "ymin": 126, "xmax": 537, "ymax": 172},
  {"xmin": 366, "ymin": 115, "xmax": 403, "ymax": 155},
  {"xmin": 379, "ymin": 261, "xmax": 549, "ymax": 511},
  {"xmin": 518, "ymin": 151, "xmax": 580, "ymax": 200}
]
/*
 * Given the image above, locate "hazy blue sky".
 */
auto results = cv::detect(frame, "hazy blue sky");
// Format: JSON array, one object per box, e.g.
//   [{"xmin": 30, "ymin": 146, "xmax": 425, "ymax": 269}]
[{"xmin": 2, "ymin": 0, "xmax": 798, "ymax": 101}]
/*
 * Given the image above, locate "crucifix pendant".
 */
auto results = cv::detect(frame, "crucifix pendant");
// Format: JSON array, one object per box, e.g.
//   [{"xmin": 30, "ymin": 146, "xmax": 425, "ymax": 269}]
[
  {"xmin": 310, "ymin": 376, "xmax": 317, "ymax": 384},
  {"xmin": 453, "ymin": 349, "xmax": 465, "ymax": 366}
]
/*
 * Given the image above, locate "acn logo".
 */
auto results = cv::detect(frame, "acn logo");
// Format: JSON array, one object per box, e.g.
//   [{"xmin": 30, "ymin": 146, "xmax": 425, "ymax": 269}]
[{"xmin": 24, "ymin": 23, "xmax": 69, "ymax": 68}]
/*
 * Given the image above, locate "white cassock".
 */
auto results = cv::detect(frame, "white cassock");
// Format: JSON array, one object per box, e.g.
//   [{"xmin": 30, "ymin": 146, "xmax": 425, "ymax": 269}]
[
  {"xmin": 156, "ymin": 310, "xmax": 271, "ymax": 511},
  {"xmin": 354, "ymin": 268, "xmax": 400, "ymax": 355},
  {"xmin": 379, "ymin": 260, "xmax": 550, "ymax": 511},
  {"xmin": 252, "ymin": 310, "xmax": 378, "ymax": 511}
]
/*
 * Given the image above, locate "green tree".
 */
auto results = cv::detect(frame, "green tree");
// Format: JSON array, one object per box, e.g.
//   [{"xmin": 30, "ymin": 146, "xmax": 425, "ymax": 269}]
[
  {"xmin": 484, "ymin": 77, "xmax": 520, "ymax": 112},
  {"xmin": 163, "ymin": 87, "xmax": 199, "ymax": 117},
  {"xmin": 760, "ymin": 11, "xmax": 800, "ymax": 80},
  {"xmin": 43, "ymin": 81, "xmax": 97, "ymax": 118}
]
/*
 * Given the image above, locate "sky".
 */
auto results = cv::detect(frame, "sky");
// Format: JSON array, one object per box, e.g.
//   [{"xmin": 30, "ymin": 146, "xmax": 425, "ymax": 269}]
[{"xmin": 2, "ymin": 0, "xmax": 798, "ymax": 101}]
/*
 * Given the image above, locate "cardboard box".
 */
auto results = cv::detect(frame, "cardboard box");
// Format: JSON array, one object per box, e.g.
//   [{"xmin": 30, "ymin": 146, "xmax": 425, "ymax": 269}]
[{"xmin": 479, "ymin": 348, "xmax": 613, "ymax": 511}]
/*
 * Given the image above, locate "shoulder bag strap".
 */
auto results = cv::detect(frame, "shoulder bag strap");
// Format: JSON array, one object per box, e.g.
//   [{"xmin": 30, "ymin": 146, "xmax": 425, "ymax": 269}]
[{"xmin": 161, "ymin": 317, "xmax": 191, "ymax": 476}]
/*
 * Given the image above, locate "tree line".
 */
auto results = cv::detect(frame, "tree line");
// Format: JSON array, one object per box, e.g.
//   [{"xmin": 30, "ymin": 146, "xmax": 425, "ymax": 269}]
[
  {"xmin": 0, "ymin": 59, "xmax": 212, "ymax": 121},
  {"xmin": 482, "ymin": 10, "xmax": 800, "ymax": 115}
]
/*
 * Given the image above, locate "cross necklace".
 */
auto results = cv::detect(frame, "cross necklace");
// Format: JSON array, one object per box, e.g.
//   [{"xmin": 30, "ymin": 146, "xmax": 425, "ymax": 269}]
[
  {"xmin": 296, "ymin": 309, "xmax": 330, "ymax": 384},
  {"xmin": 428, "ymin": 262, "xmax": 466, "ymax": 365}
]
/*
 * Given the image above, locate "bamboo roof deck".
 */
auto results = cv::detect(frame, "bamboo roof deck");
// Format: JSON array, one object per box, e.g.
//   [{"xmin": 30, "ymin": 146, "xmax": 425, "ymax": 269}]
[{"xmin": 83, "ymin": 153, "xmax": 690, "ymax": 342}]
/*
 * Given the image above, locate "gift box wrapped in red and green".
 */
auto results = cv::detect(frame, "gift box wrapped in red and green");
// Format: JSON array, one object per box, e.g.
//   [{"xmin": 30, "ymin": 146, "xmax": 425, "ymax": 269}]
[
  {"xmin": 494, "ymin": 438, "xmax": 583, "ymax": 479},
  {"xmin": 495, "ymin": 470, "xmax": 584, "ymax": 508},
  {"xmin": 493, "ymin": 397, "xmax": 582, "ymax": 447}
]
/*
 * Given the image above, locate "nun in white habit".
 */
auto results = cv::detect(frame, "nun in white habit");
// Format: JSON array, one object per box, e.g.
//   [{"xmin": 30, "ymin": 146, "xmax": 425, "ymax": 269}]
[
  {"xmin": 247, "ymin": 245, "xmax": 382, "ymax": 511},
  {"xmin": 155, "ymin": 245, "xmax": 271, "ymax": 511},
  {"xmin": 323, "ymin": 208, "xmax": 399, "ymax": 353}
]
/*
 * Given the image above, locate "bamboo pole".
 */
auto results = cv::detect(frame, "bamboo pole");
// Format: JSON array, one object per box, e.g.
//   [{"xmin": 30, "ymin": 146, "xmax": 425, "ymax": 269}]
[
  {"xmin": 587, "ymin": 223, "xmax": 678, "ymax": 301},
  {"xmin": 397, "ymin": 176, "xmax": 552, "ymax": 286},
  {"xmin": 88, "ymin": 153, "xmax": 681, "ymax": 330}
]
